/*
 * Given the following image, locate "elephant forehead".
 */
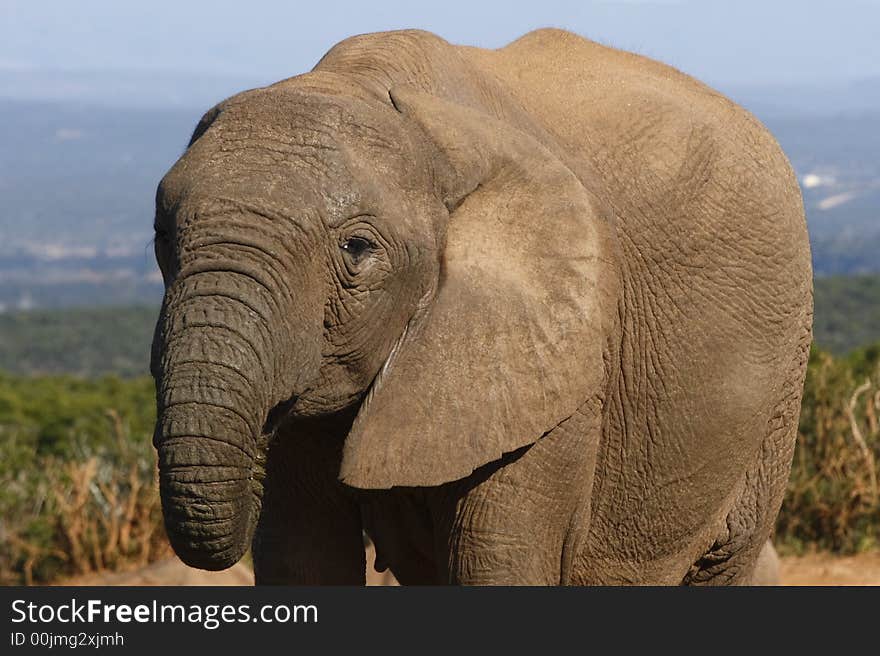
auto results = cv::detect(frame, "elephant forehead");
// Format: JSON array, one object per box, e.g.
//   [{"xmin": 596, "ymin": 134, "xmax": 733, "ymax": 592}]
[
  {"xmin": 182, "ymin": 114, "xmax": 350, "ymax": 183},
  {"xmin": 157, "ymin": 135, "xmax": 366, "ymax": 224},
  {"xmin": 210, "ymin": 88, "xmax": 408, "ymax": 160},
  {"xmin": 157, "ymin": 88, "xmax": 428, "ymax": 230}
]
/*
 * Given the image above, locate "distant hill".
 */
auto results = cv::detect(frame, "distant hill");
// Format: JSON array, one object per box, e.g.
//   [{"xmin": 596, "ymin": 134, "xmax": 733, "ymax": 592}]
[
  {"xmin": 0, "ymin": 99, "xmax": 198, "ymax": 255},
  {"xmin": 0, "ymin": 99, "xmax": 189, "ymax": 309},
  {"xmin": 0, "ymin": 68, "xmax": 265, "ymax": 111},
  {"xmin": 0, "ymin": 306, "xmax": 157, "ymax": 377},
  {"xmin": 812, "ymin": 275, "xmax": 880, "ymax": 355},
  {"xmin": 0, "ymin": 273, "xmax": 876, "ymax": 379},
  {"xmin": 0, "ymin": 88, "xmax": 877, "ymax": 311},
  {"xmin": 728, "ymin": 77, "xmax": 880, "ymax": 118},
  {"xmin": 763, "ymin": 112, "xmax": 880, "ymax": 276}
]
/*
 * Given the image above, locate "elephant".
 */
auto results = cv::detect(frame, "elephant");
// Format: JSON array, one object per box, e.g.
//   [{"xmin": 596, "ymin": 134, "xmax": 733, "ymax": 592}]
[{"xmin": 150, "ymin": 28, "xmax": 812, "ymax": 585}]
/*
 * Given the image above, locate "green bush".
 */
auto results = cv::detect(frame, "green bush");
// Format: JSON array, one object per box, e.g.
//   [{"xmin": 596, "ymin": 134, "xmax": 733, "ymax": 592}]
[
  {"xmin": 0, "ymin": 373, "xmax": 167, "ymax": 584},
  {"xmin": 812, "ymin": 275, "xmax": 880, "ymax": 354},
  {"xmin": 0, "ymin": 341, "xmax": 879, "ymax": 584},
  {"xmin": 776, "ymin": 344, "xmax": 880, "ymax": 554},
  {"xmin": 0, "ymin": 306, "xmax": 157, "ymax": 378}
]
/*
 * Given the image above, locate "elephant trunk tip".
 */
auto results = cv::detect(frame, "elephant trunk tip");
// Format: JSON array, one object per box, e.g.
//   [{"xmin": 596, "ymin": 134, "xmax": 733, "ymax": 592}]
[
  {"xmin": 160, "ymin": 494, "xmax": 257, "ymax": 571},
  {"xmin": 169, "ymin": 537, "xmax": 250, "ymax": 572},
  {"xmin": 157, "ymin": 446, "xmax": 262, "ymax": 571}
]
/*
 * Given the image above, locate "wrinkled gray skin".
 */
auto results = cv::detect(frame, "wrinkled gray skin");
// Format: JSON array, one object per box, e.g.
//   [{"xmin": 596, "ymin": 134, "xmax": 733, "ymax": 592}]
[{"xmin": 151, "ymin": 29, "xmax": 812, "ymax": 585}]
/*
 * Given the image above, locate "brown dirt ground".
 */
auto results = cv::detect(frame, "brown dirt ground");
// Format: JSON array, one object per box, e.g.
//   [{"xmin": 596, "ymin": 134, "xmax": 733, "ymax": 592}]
[
  {"xmin": 59, "ymin": 544, "xmax": 398, "ymax": 586},
  {"xmin": 778, "ymin": 551, "xmax": 880, "ymax": 586},
  {"xmin": 60, "ymin": 548, "xmax": 880, "ymax": 586}
]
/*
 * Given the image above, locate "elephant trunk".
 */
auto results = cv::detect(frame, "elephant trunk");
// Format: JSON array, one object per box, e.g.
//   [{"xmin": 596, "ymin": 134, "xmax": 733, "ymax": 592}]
[
  {"xmin": 152, "ymin": 264, "xmax": 310, "ymax": 570},
  {"xmin": 155, "ymin": 359, "xmax": 266, "ymax": 571}
]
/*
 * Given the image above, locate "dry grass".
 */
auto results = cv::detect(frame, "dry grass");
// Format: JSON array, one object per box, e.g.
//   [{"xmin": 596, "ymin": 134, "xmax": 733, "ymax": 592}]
[
  {"xmin": 776, "ymin": 348, "xmax": 880, "ymax": 553},
  {"xmin": 0, "ymin": 456, "xmax": 169, "ymax": 586},
  {"xmin": 2, "ymin": 346, "xmax": 878, "ymax": 584}
]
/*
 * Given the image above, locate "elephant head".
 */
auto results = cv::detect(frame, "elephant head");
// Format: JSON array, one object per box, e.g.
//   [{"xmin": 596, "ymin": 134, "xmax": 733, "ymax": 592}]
[{"xmin": 151, "ymin": 76, "xmax": 620, "ymax": 570}]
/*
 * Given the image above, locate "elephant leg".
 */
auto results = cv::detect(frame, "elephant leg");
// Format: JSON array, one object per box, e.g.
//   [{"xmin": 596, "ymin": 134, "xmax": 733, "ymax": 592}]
[
  {"xmin": 359, "ymin": 489, "xmax": 440, "ymax": 585},
  {"xmin": 437, "ymin": 398, "xmax": 602, "ymax": 585},
  {"xmin": 252, "ymin": 416, "xmax": 365, "ymax": 585},
  {"xmin": 684, "ymin": 354, "xmax": 806, "ymax": 586}
]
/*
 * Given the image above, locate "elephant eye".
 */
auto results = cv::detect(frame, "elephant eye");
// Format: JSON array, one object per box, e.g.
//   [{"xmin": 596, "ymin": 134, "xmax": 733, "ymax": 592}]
[{"xmin": 340, "ymin": 236, "xmax": 374, "ymax": 265}]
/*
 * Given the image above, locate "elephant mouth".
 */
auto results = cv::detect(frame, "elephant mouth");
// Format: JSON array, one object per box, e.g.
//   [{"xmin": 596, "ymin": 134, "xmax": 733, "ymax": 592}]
[{"xmin": 262, "ymin": 395, "xmax": 300, "ymax": 434}]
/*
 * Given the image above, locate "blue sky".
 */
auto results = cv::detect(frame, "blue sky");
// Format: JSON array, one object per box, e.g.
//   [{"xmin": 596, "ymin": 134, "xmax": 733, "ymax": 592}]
[{"xmin": 0, "ymin": 0, "xmax": 878, "ymax": 87}]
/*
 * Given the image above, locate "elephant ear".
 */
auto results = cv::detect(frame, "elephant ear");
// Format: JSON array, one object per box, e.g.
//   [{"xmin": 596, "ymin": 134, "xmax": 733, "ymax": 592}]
[{"xmin": 339, "ymin": 86, "xmax": 620, "ymax": 489}]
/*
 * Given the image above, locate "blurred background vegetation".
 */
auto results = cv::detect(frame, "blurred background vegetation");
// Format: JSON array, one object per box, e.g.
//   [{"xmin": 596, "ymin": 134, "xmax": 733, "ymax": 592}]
[
  {"xmin": 778, "ymin": 343, "xmax": 880, "ymax": 554},
  {"xmin": 0, "ymin": 370, "xmax": 166, "ymax": 584},
  {"xmin": 0, "ymin": 293, "xmax": 878, "ymax": 583}
]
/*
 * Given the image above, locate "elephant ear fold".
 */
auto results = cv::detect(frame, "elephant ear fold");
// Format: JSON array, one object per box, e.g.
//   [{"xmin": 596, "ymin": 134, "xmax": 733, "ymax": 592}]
[{"xmin": 339, "ymin": 87, "xmax": 620, "ymax": 489}]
